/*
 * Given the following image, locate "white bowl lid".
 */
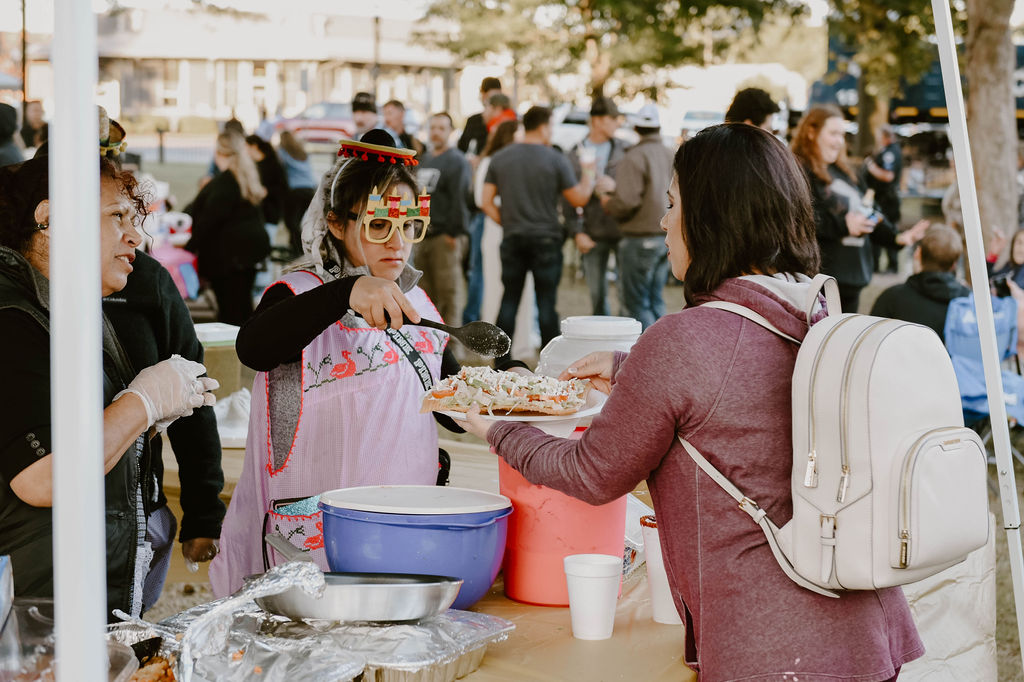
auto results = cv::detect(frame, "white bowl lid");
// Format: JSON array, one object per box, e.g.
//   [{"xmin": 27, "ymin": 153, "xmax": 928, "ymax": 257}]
[
  {"xmin": 559, "ymin": 316, "xmax": 642, "ymax": 340},
  {"xmin": 320, "ymin": 485, "xmax": 512, "ymax": 515}
]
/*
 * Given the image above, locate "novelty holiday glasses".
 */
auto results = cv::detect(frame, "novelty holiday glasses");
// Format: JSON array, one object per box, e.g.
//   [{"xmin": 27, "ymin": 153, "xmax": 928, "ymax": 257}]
[{"xmin": 357, "ymin": 187, "xmax": 432, "ymax": 244}]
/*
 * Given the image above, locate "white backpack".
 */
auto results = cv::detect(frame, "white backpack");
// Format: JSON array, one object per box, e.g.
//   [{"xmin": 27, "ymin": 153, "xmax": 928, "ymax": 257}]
[{"xmin": 681, "ymin": 275, "xmax": 990, "ymax": 597}]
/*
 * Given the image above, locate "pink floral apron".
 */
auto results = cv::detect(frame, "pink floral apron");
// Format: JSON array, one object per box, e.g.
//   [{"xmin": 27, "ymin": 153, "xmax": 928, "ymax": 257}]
[{"xmin": 210, "ymin": 270, "xmax": 447, "ymax": 597}]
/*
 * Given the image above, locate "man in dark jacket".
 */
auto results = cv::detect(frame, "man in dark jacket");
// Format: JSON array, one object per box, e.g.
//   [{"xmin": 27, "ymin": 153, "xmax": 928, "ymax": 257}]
[
  {"xmin": 457, "ymin": 77, "xmax": 502, "ymax": 160},
  {"xmin": 870, "ymin": 223, "xmax": 967, "ymax": 341},
  {"xmin": 565, "ymin": 96, "xmax": 627, "ymax": 315},
  {"xmin": 103, "ymin": 250, "xmax": 226, "ymax": 610}
]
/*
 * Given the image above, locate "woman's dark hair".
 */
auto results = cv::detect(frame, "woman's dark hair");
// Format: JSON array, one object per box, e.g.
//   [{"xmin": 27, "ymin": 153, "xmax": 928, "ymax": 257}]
[
  {"xmin": 321, "ymin": 155, "xmax": 419, "ymax": 227},
  {"xmin": 245, "ymin": 134, "xmax": 279, "ymax": 162},
  {"xmin": 0, "ymin": 155, "xmax": 150, "ymax": 255},
  {"xmin": 673, "ymin": 123, "xmax": 820, "ymax": 305},
  {"xmin": 482, "ymin": 119, "xmax": 518, "ymax": 158}
]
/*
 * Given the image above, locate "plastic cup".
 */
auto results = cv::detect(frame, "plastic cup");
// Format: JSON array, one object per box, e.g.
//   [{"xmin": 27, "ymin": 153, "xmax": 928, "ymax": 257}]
[
  {"xmin": 563, "ymin": 553, "xmax": 621, "ymax": 640},
  {"xmin": 640, "ymin": 516, "xmax": 683, "ymax": 625}
]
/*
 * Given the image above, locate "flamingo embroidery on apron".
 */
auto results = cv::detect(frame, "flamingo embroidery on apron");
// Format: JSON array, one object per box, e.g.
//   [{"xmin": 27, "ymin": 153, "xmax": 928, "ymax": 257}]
[{"xmin": 210, "ymin": 270, "xmax": 448, "ymax": 597}]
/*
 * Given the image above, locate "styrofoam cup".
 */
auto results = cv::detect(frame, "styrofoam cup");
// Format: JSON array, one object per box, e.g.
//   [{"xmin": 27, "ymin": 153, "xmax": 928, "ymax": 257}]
[
  {"xmin": 640, "ymin": 516, "xmax": 682, "ymax": 625},
  {"xmin": 563, "ymin": 553, "xmax": 621, "ymax": 640}
]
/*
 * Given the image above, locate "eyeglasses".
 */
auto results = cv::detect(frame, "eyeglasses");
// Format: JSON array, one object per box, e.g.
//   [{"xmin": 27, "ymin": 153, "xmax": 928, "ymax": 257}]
[
  {"xmin": 350, "ymin": 187, "xmax": 432, "ymax": 244},
  {"xmin": 362, "ymin": 215, "xmax": 428, "ymax": 243}
]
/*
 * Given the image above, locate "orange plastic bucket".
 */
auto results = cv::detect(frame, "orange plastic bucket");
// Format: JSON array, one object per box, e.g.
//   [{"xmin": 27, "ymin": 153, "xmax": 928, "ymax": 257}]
[{"xmin": 498, "ymin": 431, "xmax": 626, "ymax": 606}]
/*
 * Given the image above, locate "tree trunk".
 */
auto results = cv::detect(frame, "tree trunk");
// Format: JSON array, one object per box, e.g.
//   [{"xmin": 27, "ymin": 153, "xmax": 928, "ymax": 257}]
[
  {"xmin": 585, "ymin": 35, "xmax": 608, "ymax": 100},
  {"xmin": 855, "ymin": 80, "xmax": 877, "ymax": 158},
  {"xmin": 855, "ymin": 80, "xmax": 892, "ymax": 160},
  {"xmin": 965, "ymin": 0, "xmax": 1016, "ymax": 256}
]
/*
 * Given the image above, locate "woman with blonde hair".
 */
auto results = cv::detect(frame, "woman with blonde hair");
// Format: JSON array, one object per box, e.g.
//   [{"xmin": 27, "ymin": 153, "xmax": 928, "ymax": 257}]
[
  {"xmin": 791, "ymin": 106, "xmax": 927, "ymax": 312},
  {"xmin": 185, "ymin": 131, "xmax": 270, "ymax": 324}
]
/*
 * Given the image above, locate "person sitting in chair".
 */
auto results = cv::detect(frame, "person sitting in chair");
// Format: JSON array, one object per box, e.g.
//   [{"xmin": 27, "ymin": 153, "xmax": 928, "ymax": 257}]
[{"xmin": 870, "ymin": 224, "xmax": 967, "ymax": 342}]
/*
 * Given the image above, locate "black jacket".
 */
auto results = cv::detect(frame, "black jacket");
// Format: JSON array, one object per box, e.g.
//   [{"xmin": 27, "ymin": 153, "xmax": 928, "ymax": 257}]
[
  {"xmin": 103, "ymin": 251, "xmax": 226, "ymax": 542},
  {"xmin": 185, "ymin": 171, "xmax": 270, "ymax": 278},
  {"xmin": 803, "ymin": 162, "xmax": 900, "ymax": 289},
  {"xmin": 0, "ymin": 246, "xmax": 143, "ymax": 619},
  {"xmin": 870, "ymin": 270, "xmax": 970, "ymax": 342},
  {"xmin": 457, "ymin": 113, "xmax": 488, "ymax": 156},
  {"xmin": 255, "ymin": 155, "xmax": 288, "ymax": 226}
]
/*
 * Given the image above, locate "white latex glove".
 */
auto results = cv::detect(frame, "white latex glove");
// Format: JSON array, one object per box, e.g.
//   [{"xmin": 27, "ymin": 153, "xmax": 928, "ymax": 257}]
[{"xmin": 115, "ymin": 354, "xmax": 218, "ymax": 432}]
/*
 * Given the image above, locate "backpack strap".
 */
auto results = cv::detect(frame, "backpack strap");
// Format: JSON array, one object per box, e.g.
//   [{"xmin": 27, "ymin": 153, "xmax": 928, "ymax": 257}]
[
  {"xmin": 677, "ymin": 436, "xmax": 840, "ymax": 599},
  {"xmin": 807, "ymin": 274, "xmax": 842, "ymax": 323},
  {"xmin": 700, "ymin": 301, "xmax": 801, "ymax": 345}
]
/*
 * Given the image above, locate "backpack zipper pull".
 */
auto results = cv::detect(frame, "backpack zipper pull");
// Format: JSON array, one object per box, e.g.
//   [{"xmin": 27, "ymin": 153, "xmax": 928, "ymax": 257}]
[
  {"xmin": 899, "ymin": 530, "xmax": 910, "ymax": 568},
  {"xmin": 837, "ymin": 465, "xmax": 850, "ymax": 503},
  {"xmin": 803, "ymin": 450, "xmax": 818, "ymax": 488}
]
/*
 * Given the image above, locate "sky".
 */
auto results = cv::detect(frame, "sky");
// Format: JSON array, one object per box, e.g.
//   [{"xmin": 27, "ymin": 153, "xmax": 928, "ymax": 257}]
[{"xmin": 1, "ymin": 1, "xmax": 1023, "ymax": 37}]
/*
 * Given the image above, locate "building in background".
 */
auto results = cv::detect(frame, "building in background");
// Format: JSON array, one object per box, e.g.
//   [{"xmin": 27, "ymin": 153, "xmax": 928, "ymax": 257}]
[{"xmin": 10, "ymin": 2, "xmax": 465, "ymax": 133}]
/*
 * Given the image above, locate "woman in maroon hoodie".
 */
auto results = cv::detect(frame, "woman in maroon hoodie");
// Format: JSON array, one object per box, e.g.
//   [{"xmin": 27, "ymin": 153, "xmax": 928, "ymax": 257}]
[{"xmin": 462, "ymin": 123, "xmax": 923, "ymax": 681}]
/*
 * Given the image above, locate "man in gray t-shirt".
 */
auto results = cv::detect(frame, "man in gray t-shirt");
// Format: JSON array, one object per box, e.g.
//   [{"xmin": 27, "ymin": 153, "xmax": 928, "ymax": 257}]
[{"xmin": 481, "ymin": 106, "xmax": 594, "ymax": 349}]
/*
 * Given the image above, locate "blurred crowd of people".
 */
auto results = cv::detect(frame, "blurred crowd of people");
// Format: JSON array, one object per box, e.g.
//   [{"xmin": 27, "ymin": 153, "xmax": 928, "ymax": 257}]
[
  {"xmin": 4, "ymin": 82, "xmax": 1017, "ymax": 340},
  {"xmin": 2, "ymin": 68, "xmax": 1018, "ymax": 682}
]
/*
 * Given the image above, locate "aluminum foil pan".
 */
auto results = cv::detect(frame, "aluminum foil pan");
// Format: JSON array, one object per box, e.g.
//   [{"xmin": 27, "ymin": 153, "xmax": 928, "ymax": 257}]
[
  {"xmin": 116, "ymin": 607, "xmax": 365, "ymax": 682},
  {"xmin": 115, "ymin": 562, "xmax": 364, "ymax": 682},
  {"xmin": 161, "ymin": 601, "xmax": 513, "ymax": 682}
]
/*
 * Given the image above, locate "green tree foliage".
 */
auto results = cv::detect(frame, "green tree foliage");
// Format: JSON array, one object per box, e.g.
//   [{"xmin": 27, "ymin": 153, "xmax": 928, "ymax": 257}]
[
  {"xmin": 421, "ymin": 0, "xmax": 806, "ymax": 99},
  {"xmin": 827, "ymin": 0, "xmax": 966, "ymax": 153}
]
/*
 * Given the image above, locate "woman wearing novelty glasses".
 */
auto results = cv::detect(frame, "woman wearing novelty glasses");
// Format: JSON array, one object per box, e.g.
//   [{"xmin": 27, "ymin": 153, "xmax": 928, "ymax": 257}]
[{"xmin": 209, "ymin": 129, "xmax": 527, "ymax": 596}]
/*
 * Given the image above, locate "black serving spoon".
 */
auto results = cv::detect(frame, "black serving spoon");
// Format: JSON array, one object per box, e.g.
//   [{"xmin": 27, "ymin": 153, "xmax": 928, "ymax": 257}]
[{"xmin": 355, "ymin": 311, "xmax": 511, "ymax": 357}]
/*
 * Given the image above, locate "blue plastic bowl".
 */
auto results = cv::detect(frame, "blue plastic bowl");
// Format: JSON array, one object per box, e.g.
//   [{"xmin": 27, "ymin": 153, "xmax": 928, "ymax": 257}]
[{"xmin": 318, "ymin": 486, "xmax": 513, "ymax": 610}]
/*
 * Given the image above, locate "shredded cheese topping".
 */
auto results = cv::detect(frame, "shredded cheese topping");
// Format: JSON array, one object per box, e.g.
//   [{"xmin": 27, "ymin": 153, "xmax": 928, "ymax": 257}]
[{"xmin": 430, "ymin": 366, "xmax": 589, "ymax": 415}]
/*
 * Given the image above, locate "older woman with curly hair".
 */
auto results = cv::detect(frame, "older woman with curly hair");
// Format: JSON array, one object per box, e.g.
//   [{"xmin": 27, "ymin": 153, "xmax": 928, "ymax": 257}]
[{"xmin": 0, "ymin": 155, "xmax": 217, "ymax": 619}]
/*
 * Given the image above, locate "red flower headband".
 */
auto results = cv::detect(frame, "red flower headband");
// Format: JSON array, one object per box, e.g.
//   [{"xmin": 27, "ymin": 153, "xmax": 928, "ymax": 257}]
[{"xmin": 337, "ymin": 139, "xmax": 419, "ymax": 166}]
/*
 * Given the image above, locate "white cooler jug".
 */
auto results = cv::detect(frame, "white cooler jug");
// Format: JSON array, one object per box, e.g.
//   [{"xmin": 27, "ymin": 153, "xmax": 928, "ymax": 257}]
[{"xmin": 536, "ymin": 316, "xmax": 642, "ymax": 377}]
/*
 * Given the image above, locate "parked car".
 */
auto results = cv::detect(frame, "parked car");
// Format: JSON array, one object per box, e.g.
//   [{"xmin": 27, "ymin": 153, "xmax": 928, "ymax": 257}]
[
  {"xmin": 678, "ymin": 110, "xmax": 725, "ymax": 137},
  {"xmin": 275, "ymin": 102, "xmax": 355, "ymax": 144}
]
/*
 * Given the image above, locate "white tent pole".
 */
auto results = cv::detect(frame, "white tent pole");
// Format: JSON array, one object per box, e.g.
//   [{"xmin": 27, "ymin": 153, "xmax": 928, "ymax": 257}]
[
  {"xmin": 930, "ymin": 0, "xmax": 1024, "ymax": 669},
  {"xmin": 50, "ymin": 0, "xmax": 105, "ymax": 680}
]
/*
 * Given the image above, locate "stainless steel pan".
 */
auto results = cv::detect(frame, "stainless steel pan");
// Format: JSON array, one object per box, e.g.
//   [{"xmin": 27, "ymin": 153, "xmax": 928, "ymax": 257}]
[{"xmin": 255, "ymin": 532, "xmax": 463, "ymax": 622}]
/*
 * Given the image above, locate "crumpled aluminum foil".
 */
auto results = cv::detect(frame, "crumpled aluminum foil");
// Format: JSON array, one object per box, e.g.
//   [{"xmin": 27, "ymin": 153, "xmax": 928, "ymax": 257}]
[
  {"xmin": 111, "ymin": 562, "xmax": 514, "ymax": 682},
  {"xmin": 229, "ymin": 605, "xmax": 514, "ymax": 678},
  {"xmin": 177, "ymin": 562, "xmax": 327, "ymax": 681},
  {"xmin": 114, "ymin": 562, "xmax": 339, "ymax": 682},
  {"xmin": 157, "ymin": 591, "xmax": 513, "ymax": 682}
]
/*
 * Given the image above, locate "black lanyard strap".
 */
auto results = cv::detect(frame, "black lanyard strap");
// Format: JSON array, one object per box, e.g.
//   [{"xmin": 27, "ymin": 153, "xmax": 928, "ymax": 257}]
[{"xmin": 386, "ymin": 327, "xmax": 435, "ymax": 392}]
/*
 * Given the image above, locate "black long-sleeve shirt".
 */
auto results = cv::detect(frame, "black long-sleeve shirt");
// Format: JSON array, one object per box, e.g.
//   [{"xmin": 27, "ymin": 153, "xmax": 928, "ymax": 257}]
[
  {"xmin": 102, "ymin": 251, "xmax": 226, "ymax": 542},
  {"xmin": 237, "ymin": 275, "xmax": 527, "ymax": 434}
]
